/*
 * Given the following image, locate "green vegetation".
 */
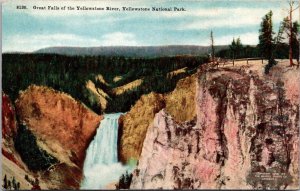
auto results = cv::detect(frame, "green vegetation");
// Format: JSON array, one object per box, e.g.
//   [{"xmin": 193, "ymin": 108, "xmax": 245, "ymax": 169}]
[
  {"xmin": 216, "ymin": 11, "xmax": 299, "ymax": 74},
  {"xmin": 126, "ymin": 158, "xmax": 138, "ymax": 168},
  {"xmin": 3, "ymin": 54, "xmax": 208, "ymax": 113},
  {"xmin": 258, "ymin": 11, "xmax": 277, "ymax": 74},
  {"xmin": 3, "ymin": 174, "xmax": 21, "ymax": 190},
  {"xmin": 279, "ymin": 18, "xmax": 300, "ymax": 65},
  {"xmin": 117, "ymin": 171, "xmax": 133, "ymax": 189},
  {"xmin": 216, "ymin": 44, "xmax": 261, "ymax": 59},
  {"xmin": 217, "ymin": 8, "xmax": 299, "ymax": 74},
  {"xmin": 14, "ymin": 124, "xmax": 58, "ymax": 171},
  {"xmin": 229, "ymin": 37, "xmax": 243, "ymax": 60}
]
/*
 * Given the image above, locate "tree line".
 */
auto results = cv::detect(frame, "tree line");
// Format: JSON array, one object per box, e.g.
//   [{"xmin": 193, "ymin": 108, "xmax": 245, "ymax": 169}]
[{"xmin": 214, "ymin": 0, "xmax": 299, "ymax": 73}]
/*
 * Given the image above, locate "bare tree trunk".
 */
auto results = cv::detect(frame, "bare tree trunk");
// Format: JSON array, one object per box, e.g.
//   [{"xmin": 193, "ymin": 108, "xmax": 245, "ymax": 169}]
[
  {"xmin": 210, "ymin": 30, "xmax": 215, "ymax": 64},
  {"xmin": 289, "ymin": 3, "xmax": 294, "ymax": 66}
]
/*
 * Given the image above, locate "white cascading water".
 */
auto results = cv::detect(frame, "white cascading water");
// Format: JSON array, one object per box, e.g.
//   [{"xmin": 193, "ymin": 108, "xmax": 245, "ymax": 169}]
[{"xmin": 80, "ymin": 113, "xmax": 131, "ymax": 189}]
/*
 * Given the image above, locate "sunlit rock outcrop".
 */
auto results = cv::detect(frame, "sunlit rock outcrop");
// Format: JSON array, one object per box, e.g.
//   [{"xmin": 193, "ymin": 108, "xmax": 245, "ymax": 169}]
[
  {"xmin": 118, "ymin": 93, "xmax": 165, "ymax": 163},
  {"xmin": 15, "ymin": 85, "xmax": 102, "ymax": 189},
  {"xmin": 119, "ymin": 75, "xmax": 197, "ymax": 163},
  {"xmin": 2, "ymin": 93, "xmax": 25, "ymax": 169}
]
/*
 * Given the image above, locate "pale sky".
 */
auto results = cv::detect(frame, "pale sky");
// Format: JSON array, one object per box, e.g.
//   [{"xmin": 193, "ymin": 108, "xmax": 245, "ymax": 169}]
[{"xmin": 2, "ymin": 0, "xmax": 299, "ymax": 52}]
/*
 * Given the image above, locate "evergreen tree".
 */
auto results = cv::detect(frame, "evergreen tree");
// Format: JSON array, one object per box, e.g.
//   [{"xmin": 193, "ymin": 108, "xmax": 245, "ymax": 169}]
[
  {"xmin": 25, "ymin": 175, "xmax": 29, "ymax": 181},
  {"xmin": 276, "ymin": 19, "xmax": 286, "ymax": 45},
  {"xmin": 3, "ymin": 174, "xmax": 8, "ymax": 189},
  {"xmin": 17, "ymin": 182, "xmax": 20, "ymax": 190},
  {"xmin": 12, "ymin": 177, "xmax": 16, "ymax": 190},
  {"xmin": 273, "ymin": 18, "xmax": 287, "ymax": 58},
  {"xmin": 279, "ymin": 17, "xmax": 299, "ymax": 64},
  {"xmin": 229, "ymin": 38, "xmax": 236, "ymax": 65},
  {"xmin": 119, "ymin": 174, "xmax": 125, "ymax": 188},
  {"xmin": 258, "ymin": 11, "xmax": 276, "ymax": 74},
  {"xmin": 230, "ymin": 37, "xmax": 243, "ymax": 60},
  {"xmin": 7, "ymin": 180, "xmax": 11, "ymax": 190},
  {"xmin": 236, "ymin": 37, "xmax": 243, "ymax": 58}
]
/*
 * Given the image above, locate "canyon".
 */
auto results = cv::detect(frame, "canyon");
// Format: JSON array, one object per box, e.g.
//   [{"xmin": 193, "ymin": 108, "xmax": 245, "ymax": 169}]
[{"xmin": 2, "ymin": 60, "xmax": 299, "ymax": 190}]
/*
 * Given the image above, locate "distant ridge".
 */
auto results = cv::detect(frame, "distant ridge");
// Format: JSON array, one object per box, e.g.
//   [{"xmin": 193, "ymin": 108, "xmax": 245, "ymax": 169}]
[{"xmin": 34, "ymin": 45, "xmax": 228, "ymax": 57}]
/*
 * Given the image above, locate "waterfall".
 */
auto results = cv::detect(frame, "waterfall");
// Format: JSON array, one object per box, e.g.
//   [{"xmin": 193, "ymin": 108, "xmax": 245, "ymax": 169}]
[{"xmin": 80, "ymin": 113, "xmax": 130, "ymax": 189}]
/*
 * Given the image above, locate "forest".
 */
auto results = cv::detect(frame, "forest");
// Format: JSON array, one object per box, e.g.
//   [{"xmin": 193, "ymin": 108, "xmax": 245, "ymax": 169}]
[{"xmin": 2, "ymin": 54, "xmax": 208, "ymax": 113}]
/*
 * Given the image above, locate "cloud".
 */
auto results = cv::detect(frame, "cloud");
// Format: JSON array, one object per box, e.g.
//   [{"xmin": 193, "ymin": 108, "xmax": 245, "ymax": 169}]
[
  {"xmin": 214, "ymin": 32, "xmax": 259, "ymax": 45},
  {"xmin": 3, "ymin": 32, "xmax": 138, "ymax": 52},
  {"xmin": 101, "ymin": 32, "xmax": 138, "ymax": 46},
  {"xmin": 178, "ymin": 32, "xmax": 259, "ymax": 46},
  {"xmin": 176, "ymin": 7, "xmax": 298, "ymax": 30},
  {"xmin": 3, "ymin": 1, "xmax": 298, "ymax": 50}
]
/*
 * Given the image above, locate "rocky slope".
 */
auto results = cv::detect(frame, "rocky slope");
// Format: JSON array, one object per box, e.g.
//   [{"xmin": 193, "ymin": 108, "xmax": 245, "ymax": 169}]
[
  {"xmin": 2, "ymin": 93, "xmax": 26, "ymax": 170},
  {"xmin": 130, "ymin": 60, "xmax": 299, "ymax": 189},
  {"xmin": 165, "ymin": 74, "xmax": 197, "ymax": 122},
  {"xmin": 2, "ymin": 93, "xmax": 51, "ymax": 189},
  {"xmin": 130, "ymin": 109, "xmax": 200, "ymax": 189},
  {"xmin": 118, "ymin": 93, "xmax": 165, "ymax": 163},
  {"xmin": 14, "ymin": 85, "xmax": 102, "ymax": 189},
  {"xmin": 2, "ymin": 94, "xmax": 17, "ymax": 140},
  {"xmin": 119, "ymin": 74, "xmax": 196, "ymax": 163}
]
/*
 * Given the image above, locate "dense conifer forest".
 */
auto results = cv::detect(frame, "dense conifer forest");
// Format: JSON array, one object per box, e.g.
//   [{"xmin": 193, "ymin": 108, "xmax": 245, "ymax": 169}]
[{"xmin": 3, "ymin": 53, "xmax": 208, "ymax": 113}]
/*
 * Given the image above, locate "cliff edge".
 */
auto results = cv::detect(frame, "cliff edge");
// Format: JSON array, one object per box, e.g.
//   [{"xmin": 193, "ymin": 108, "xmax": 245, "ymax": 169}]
[{"xmin": 130, "ymin": 60, "xmax": 299, "ymax": 189}]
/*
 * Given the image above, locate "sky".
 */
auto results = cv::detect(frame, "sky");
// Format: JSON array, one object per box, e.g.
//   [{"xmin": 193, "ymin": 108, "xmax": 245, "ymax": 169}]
[{"xmin": 2, "ymin": 0, "xmax": 300, "ymax": 52}]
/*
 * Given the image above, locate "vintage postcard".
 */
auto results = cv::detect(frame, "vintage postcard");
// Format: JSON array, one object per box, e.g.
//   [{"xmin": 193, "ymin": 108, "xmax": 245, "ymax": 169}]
[{"xmin": 1, "ymin": 0, "xmax": 300, "ymax": 190}]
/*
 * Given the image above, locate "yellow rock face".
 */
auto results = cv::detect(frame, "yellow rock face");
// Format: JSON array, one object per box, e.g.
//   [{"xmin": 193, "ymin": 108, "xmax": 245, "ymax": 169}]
[
  {"xmin": 165, "ymin": 74, "xmax": 196, "ymax": 122},
  {"xmin": 118, "ymin": 92, "xmax": 165, "ymax": 163},
  {"xmin": 16, "ymin": 85, "xmax": 102, "ymax": 167},
  {"xmin": 119, "ymin": 75, "xmax": 197, "ymax": 163},
  {"xmin": 112, "ymin": 79, "xmax": 143, "ymax": 95},
  {"xmin": 15, "ymin": 85, "xmax": 102, "ymax": 189}
]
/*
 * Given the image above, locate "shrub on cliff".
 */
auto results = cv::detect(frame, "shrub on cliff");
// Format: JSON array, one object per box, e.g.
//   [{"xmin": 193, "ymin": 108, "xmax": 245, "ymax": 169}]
[
  {"xmin": 117, "ymin": 171, "xmax": 133, "ymax": 189},
  {"xmin": 264, "ymin": 59, "xmax": 278, "ymax": 74}
]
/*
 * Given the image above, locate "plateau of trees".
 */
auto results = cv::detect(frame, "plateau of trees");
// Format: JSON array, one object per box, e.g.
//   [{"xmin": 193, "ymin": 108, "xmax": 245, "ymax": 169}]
[
  {"xmin": 3, "ymin": 54, "xmax": 208, "ymax": 113},
  {"xmin": 259, "ymin": 4, "xmax": 299, "ymax": 73}
]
